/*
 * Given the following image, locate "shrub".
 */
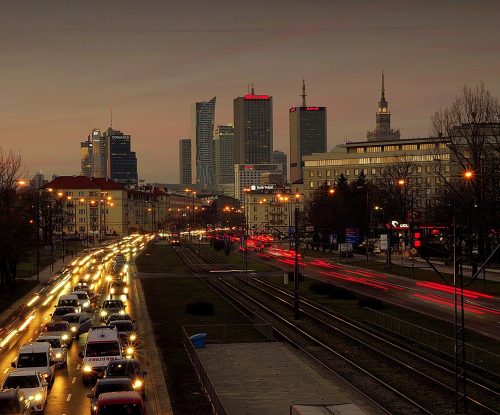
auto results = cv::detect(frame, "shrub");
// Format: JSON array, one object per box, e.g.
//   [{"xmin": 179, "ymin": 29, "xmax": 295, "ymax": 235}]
[
  {"xmin": 185, "ymin": 301, "xmax": 215, "ymax": 316},
  {"xmin": 329, "ymin": 286, "xmax": 356, "ymax": 300},
  {"xmin": 358, "ymin": 297, "xmax": 384, "ymax": 310},
  {"xmin": 309, "ymin": 282, "xmax": 333, "ymax": 295}
]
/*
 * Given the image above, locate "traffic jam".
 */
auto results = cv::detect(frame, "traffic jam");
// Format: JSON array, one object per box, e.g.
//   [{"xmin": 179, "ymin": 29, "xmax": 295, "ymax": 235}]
[{"xmin": 0, "ymin": 234, "xmax": 152, "ymax": 415}]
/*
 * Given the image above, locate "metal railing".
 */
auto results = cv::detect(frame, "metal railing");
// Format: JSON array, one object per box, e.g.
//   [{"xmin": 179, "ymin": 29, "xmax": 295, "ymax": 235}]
[
  {"xmin": 182, "ymin": 323, "xmax": 274, "ymax": 415},
  {"xmin": 366, "ymin": 308, "xmax": 499, "ymax": 376}
]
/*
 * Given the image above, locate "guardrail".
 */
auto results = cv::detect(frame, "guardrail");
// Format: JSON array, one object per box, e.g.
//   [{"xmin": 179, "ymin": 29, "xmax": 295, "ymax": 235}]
[
  {"xmin": 182, "ymin": 323, "xmax": 274, "ymax": 415},
  {"xmin": 366, "ymin": 308, "xmax": 500, "ymax": 376}
]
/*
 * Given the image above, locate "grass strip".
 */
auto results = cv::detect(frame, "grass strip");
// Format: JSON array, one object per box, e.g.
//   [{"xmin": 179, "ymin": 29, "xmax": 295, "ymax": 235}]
[{"xmin": 135, "ymin": 243, "xmax": 188, "ymax": 274}]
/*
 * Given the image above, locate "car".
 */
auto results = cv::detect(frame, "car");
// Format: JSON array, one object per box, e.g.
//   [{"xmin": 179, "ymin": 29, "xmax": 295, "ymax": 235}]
[
  {"xmin": 87, "ymin": 378, "xmax": 134, "ymax": 415},
  {"xmin": 56, "ymin": 294, "xmax": 81, "ymax": 313},
  {"xmin": 35, "ymin": 335, "xmax": 67, "ymax": 367},
  {"xmin": 108, "ymin": 320, "xmax": 137, "ymax": 349},
  {"xmin": 2, "ymin": 370, "xmax": 48, "ymax": 413},
  {"xmin": 94, "ymin": 391, "xmax": 145, "ymax": 415},
  {"xmin": 58, "ymin": 313, "xmax": 93, "ymax": 337},
  {"xmin": 72, "ymin": 290, "xmax": 92, "ymax": 311},
  {"xmin": 43, "ymin": 322, "xmax": 72, "ymax": 346},
  {"xmin": 99, "ymin": 300, "xmax": 126, "ymax": 321},
  {"xmin": 51, "ymin": 306, "xmax": 78, "ymax": 321},
  {"xmin": 104, "ymin": 359, "xmax": 147, "ymax": 399},
  {"xmin": 0, "ymin": 389, "xmax": 32, "ymax": 415},
  {"xmin": 105, "ymin": 313, "xmax": 133, "ymax": 325},
  {"xmin": 109, "ymin": 281, "xmax": 129, "ymax": 300},
  {"xmin": 12, "ymin": 343, "xmax": 56, "ymax": 387}
]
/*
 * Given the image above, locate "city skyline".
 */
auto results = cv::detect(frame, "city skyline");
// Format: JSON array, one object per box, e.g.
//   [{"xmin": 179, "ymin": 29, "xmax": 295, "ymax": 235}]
[{"xmin": 2, "ymin": 1, "xmax": 500, "ymax": 182}]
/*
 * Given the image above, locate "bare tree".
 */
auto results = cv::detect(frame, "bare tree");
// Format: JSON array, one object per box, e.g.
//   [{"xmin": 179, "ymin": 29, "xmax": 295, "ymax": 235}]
[{"xmin": 431, "ymin": 83, "xmax": 500, "ymax": 258}]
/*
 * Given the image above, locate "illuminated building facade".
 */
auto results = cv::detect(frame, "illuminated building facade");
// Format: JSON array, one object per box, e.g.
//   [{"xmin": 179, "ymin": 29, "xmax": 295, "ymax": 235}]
[
  {"xmin": 179, "ymin": 138, "xmax": 192, "ymax": 185},
  {"xmin": 192, "ymin": 97, "xmax": 216, "ymax": 188}
]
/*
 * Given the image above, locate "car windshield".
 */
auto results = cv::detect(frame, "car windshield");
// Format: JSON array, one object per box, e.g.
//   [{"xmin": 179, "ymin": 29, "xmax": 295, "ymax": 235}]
[
  {"xmin": 99, "ymin": 404, "xmax": 142, "ymax": 415},
  {"xmin": 53, "ymin": 307, "xmax": 74, "ymax": 316},
  {"xmin": 17, "ymin": 352, "xmax": 47, "ymax": 368},
  {"xmin": 37, "ymin": 338, "xmax": 61, "ymax": 348},
  {"xmin": 86, "ymin": 342, "xmax": 120, "ymax": 357},
  {"xmin": 59, "ymin": 299, "xmax": 78, "ymax": 307},
  {"xmin": 103, "ymin": 301, "xmax": 123, "ymax": 309},
  {"xmin": 96, "ymin": 381, "xmax": 132, "ymax": 397},
  {"xmin": 106, "ymin": 362, "xmax": 131, "ymax": 377},
  {"xmin": 111, "ymin": 322, "xmax": 133, "ymax": 332},
  {"xmin": 45, "ymin": 322, "xmax": 69, "ymax": 332},
  {"xmin": 74, "ymin": 293, "xmax": 88, "ymax": 300},
  {"xmin": 0, "ymin": 400, "xmax": 23, "ymax": 414},
  {"xmin": 3, "ymin": 375, "xmax": 40, "ymax": 388}
]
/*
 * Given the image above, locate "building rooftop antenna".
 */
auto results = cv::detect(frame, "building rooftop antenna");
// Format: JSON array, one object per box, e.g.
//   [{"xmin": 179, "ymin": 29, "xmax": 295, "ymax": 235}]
[
  {"xmin": 251, "ymin": 83, "xmax": 255, "ymax": 95},
  {"xmin": 110, "ymin": 108, "xmax": 113, "ymax": 128},
  {"xmin": 301, "ymin": 78, "xmax": 307, "ymax": 107}
]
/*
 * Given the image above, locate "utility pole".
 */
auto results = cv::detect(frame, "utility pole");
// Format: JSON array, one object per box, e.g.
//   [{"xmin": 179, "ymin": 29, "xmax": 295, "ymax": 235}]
[{"xmin": 294, "ymin": 205, "xmax": 300, "ymax": 320}]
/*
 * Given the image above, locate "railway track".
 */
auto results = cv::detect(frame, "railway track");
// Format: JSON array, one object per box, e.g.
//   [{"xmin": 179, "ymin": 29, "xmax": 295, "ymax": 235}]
[{"xmin": 175, "ymin": 243, "xmax": 500, "ymax": 414}]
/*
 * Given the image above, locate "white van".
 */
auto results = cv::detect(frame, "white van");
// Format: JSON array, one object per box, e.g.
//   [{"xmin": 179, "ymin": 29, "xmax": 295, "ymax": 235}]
[
  {"xmin": 12, "ymin": 342, "xmax": 56, "ymax": 387},
  {"xmin": 80, "ymin": 326, "xmax": 122, "ymax": 385}
]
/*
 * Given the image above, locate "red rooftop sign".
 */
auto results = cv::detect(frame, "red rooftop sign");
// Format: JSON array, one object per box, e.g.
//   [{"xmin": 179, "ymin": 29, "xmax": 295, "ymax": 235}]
[
  {"xmin": 306, "ymin": 107, "xmax": 320, "ymax": 111},
  {"xmin": 244, "ymin": 94, "xmax": 270, "ymax": 100}
]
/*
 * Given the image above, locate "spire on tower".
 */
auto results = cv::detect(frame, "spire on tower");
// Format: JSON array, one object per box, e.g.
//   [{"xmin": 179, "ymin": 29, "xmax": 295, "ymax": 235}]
[
  {"xmin": 250, "ymin": 83, "xmax": 255, "ymax": 95},
  {"xmin": 301, "ymin": 78, "xmax": 307, "ymax": 107},
  {"xmin": 381, "ymin": 71, "xmax": 385, "ymax": 101},
  {"xmin": 110, "ymin": 109, "xmax": 113, "ymax": 128}
]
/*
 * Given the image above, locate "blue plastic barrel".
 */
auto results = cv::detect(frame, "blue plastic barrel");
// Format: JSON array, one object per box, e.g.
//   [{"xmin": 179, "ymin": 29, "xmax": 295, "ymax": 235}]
[{"xmin": 190, "ymin": 333, "xmax": 208, "ymax": 349}]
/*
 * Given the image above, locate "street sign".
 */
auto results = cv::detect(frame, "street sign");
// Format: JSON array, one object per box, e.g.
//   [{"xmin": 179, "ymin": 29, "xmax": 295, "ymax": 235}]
[
  {"xmin": 410, "ymin": 248, "xmax": 417, "ymax": 256},
  {"xmin": 380, "ymin": 234, "xmax": 388, "ymax": 250},
  {"xmin": 345, "ymin": 227, "xmax": 360, "ymax": 245}
]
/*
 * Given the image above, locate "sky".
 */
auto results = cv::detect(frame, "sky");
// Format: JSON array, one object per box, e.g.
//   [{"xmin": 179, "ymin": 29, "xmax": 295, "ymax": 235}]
[{"xmin": 2, "ymin": 0, "xmax": 500, "ymax": 183}]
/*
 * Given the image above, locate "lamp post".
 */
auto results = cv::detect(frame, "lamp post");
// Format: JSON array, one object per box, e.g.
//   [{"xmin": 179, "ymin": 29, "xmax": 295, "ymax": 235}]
[{"xmin": 293, "ymin": 193, "xmax": 301, "ymax": 320}]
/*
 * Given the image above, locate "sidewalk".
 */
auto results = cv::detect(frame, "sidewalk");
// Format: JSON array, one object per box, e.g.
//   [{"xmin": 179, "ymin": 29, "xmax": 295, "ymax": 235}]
[{"xmin": 0, "ymin": 257, "xmax": 66, "ymax": 324}]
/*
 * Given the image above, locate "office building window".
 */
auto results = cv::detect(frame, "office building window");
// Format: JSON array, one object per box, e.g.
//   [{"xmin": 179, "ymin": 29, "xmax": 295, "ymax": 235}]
[
  {"xmin": 309, "ymin": 170, "xmax": 314, "ymax": 177},
  {"xmin": 417, "ymin": 166, "xmax": 422, "ymax": 173}
]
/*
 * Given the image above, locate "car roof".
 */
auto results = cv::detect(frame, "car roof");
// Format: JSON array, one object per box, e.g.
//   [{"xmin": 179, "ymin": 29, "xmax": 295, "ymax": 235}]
[
  {"xmin": 59, "ymin": 294, "xmax": 78, "ymax": 299},
  {"xmin": 97, "ymin": 377, "xmax": 132, "ymax": 386},
  {"xmin": 97, "ymin": 391, "xmax": 143, "ymax": 405},
  {"xmin": 37, "ymin": 334, "xmax": 60, "ymax": 340},
  {"xmin": 107, "ymin": 358, "xmax": 138, "ymax": 366},
  {"xmin": 19, "ymin": 342, "xmax": 50, "ymax": 353},
  {"xmin": 8, "ymin": 369, "xmax": 40, "ymax": 377},
  {"xmin": 72, "ymin": 290, "xmax": 89, "ymax": 295}
]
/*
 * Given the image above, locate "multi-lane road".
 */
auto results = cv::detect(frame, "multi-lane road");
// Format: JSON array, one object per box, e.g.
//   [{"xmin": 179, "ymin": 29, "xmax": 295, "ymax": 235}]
[{"xmin": 0, "ymin": 236, "xmax": 160, "ymax": 415}]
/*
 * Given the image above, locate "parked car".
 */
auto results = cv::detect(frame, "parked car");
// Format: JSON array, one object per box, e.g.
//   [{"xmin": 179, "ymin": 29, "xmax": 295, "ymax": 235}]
[
  {"xmin": 104, "ymin": 359, "xmax": 146, "ymax": 399},
  {"xmin": 0, "ymin": 389, "xmax": 32, "ymax": 415},
  {"xmin": 1, "ymin": 370, "xmax": 48, "ymax": 413},
  {"xmin": 87, "ymin": 378, "xmax": 134, "ymax": 415}
]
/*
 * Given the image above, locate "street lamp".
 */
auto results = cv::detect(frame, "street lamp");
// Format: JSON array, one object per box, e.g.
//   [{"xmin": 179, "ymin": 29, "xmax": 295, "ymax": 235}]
[{"xmin": 293, "ymin": 192, "xmax": 301, "ymax": 320}]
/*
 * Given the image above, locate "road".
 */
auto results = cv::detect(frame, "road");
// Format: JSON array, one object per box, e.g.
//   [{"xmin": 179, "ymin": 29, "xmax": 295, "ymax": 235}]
[
  {"xmin": 0, "ymin": 245, "xmax": 160, "ymax": 415},
  {"xmin": 250, "ymin": 247, "xmax": 500, "ymax": 341}
]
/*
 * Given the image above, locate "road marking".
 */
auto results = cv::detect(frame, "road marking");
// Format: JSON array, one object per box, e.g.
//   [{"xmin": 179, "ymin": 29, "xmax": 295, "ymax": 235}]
[
  {"xmin": 77, "ymin": 364, "xmax": 81, "ymax": 370},
  {"xmin": 28, "ymin": 337, "xmax": 33, "ymax": 342},
  {"xmin": 3, "ymin": 368, "xmax": 8, "ymax": 374},
  {"xmin": 66, "ymin": 393, "xmax": 72, "ymax": 402},
  {"xmin": 40, "ymin": 323, "xmax": 44, "ymax": 327},
  {"xmin": 72, "ymin": 377, "xmax": 76, "ymax": 384}
]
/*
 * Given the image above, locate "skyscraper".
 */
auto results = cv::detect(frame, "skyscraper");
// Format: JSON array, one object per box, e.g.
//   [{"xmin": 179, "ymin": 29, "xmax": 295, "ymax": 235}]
[
  {"xmin": 90, "ymin": 128, "xmax": 106, "ymax": 178},
  {"xmin": 289, "ymin": 80, "xmax": 327, "ymax": 182},
  {"xmin": 104, "ymin": 127, "xmax": 138, "ymax": 186},
  {"xmin": 367, "ymin": 72, "xmax": 400, "ymax": 142},
  {"xmin": 233, "ymin": 88, "xmax": 273, "ymax": 165},
  {"xmin": 191, "ymin": 97, "xmax": 216, "ymax": 188},
  {"xmin": 179, "ymin": 138, "xmax": 192, "ymax": 185},
  {"xmin": 214, "ymin": 124, "xmax": 234, "ymax": 186},
  {"xmin": 272, "ymin": 150, "xmax": 288, "ymax": 182},
  {"xmin": 80, "ymin": 135, "xmax": 93, "ymax": 177}
]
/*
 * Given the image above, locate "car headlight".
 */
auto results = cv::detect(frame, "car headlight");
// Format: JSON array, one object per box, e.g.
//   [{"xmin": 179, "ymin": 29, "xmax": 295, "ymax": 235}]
[
  {"xmin": 100, "ymin": 310, "xmax": 107, "ymax": 317},
  {"xmin": 34, "ymin": 394, "xmax": 42, "ymax": 401},
  {"xmin": 61, "ymin": 334, "xmax": 69, "ymax": 341},
  {"xmin": 124, "ymin": 287, "xmax": 129, "ymax": 294},
  {"xmin": 42, "ymin": 373, "xmax": 49, "ymax": 378},
  {"xmin": 129, "ymin": 334, "xmax": 137, "ymax": 341},
  {"xmin": 71, "ymin": 326, "xmax": 77, "ymax": 332},
  {"xmin": 83, "ymin": 365, "xmax": 92, "ymax": 373},
  {"xmin": 119, "ymin": 310, "xmax": 125, "ymax": 315},
  {"xmin": 55, "ymin": 353, "xmax": 62, "ymax": 358},
  {"xmin": 126, "ymin": 347, "xmax": 134, "ymax": 355},
  {"xmin": 28, "ymin": 395, "xmax": 34, "ymax": 401},
  {"xmin": 83, "ymin": 301, "xmax": 90, "ymax": 308},
  {"xmin": 105, "ymin": 276, "xmax": 112, "ymax": 282},
  {"xmin": 110, "ymin": 288, "xmax": 115, "ymax": 294},
  {"xmin": 133, "ymin": 379, "xmax": 143, "ymax": 389}
]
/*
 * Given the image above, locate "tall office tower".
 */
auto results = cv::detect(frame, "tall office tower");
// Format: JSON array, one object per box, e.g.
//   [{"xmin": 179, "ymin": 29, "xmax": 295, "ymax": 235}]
[
  {"xmin": 214, "ymin": 124, "xmax": 234, "ymax": 186},
  {"xmin": 233, "ymin": 87, "xmax": 273, "ymax": 165},
  {"xmin": 179, "ymin": 138, "xmax": 192, "ymax": 185},
  {"xmin": 234, "ymin": 163, "xmax": 281, "ymax": 200},
  {"xmin": 191, "ymin": 97, "xmax": 216, "ymax": 188},
  {"xmin": 104, "ymin": 127, "xmax": 138, "ymax": 186},
  {"xmin": 289, "ymin": 79, "xmax": 327, "ymax": 182},
  {"xmin": 272, "ymin": 150, "xmax": 288, "ymax": 182},
  {"xmin": 80, "ymin": 135, "xmax": 93, "ymax": 177},
  {"xmin": 90, "ymin": 128, "xmax": 106, "ymax": 178},
  {"xmin": 367, "ymin": 72, "xmax": 400, "ymax": 142}
]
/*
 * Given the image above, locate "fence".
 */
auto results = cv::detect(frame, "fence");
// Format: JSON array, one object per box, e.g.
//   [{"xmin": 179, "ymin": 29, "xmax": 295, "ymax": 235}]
[
  {"xmin": 366, "ymin": 308, "xmax": 499, "ymax": 376},
  {"xmin": 182, "ymin": 323, "xmax": 274, "ymax": 415}
]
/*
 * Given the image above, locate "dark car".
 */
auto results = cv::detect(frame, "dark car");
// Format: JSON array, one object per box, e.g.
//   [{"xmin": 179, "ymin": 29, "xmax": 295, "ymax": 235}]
[
  {"xmin": 0, "ymin": 389, "xmax": 31, "ymax": 415},
  {"xmin": 108, "ymin": 321, "xmax": 137, "ymax": 350},
  {"xmin": 87, "ymin": 378, "xmax": 134, "ymax": 415},
  {"xmin": 105, "ymin": 313, "xmax": 133, "ymax": 325},
  {"xmin": 100, "ymin": 300, "xmax": 126, "ymax": 321},
  {"xmin": 109, "ymin": 281, "xmax": 129, "ymax": 300},
  {"xmin": 104, "ymin": 359, "xmax": 147, "ymax": 399},
  {"xmin": 51, "ymin": 306, "xmax": 78, "ymax": 320}
]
